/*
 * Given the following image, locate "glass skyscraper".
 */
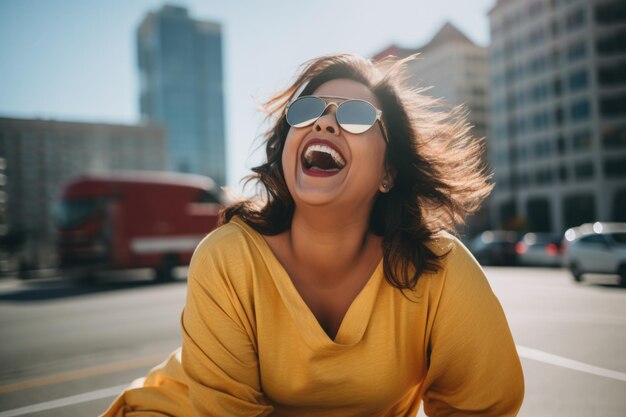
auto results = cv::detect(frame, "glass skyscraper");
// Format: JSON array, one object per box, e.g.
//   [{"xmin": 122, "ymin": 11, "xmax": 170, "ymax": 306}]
[{"xmin": 137, "ymin": 5, "xmax": 226, "ymax": 185}]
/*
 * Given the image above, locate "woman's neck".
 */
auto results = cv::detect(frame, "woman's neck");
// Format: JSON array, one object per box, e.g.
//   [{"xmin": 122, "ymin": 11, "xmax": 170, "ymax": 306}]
[{"xmin": 286, "ymin": 207, "xmax": 380, "ymax": 285}]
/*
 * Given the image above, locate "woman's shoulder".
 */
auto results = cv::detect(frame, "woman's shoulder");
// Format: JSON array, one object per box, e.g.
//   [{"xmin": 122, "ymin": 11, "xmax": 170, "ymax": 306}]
[
  {"xmin": 187, "ymin": 217, "xmax": 269, "ymax": 299},
  {"xmin": 430, "ymin": 232, "xmax": 492, "ymax": 302},
  {"xmin": 191, "ymin": 216, "xmax": 261, "ymax": 265},
  {"xmin": 425, "ymin": 231, "xmax": 487, "ymax": 291},
  {"xmin": 426, "ymin": 231, "xmax": 473, "ymax": 261}
]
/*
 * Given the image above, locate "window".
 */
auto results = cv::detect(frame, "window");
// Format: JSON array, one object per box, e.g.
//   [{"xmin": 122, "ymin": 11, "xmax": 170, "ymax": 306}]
[
  {"xmin": 602, "ymin": 125, "xmax": 626, "ymax": 149},
  {"xmin": 549, "ymin": 49, "xmax": 561, "ymax": 69},
  {"xmin": 518, "ymin": 145, "xmax": 527, "ymax": 162},
  {"xmin": 566, "ymin": 8, "xmax": 586, "ymax": 32},
  {"xmin": 518, "ymin": 64, "xmax": 526, "ymax": 81},
  {"xmin": 568, "ymin": 69, "xmax": 588, "ymax": 92},
  {"xmin": 559, "ymin": 165, "xmax": 568, "ymax": 181},
  {"xmin": 580, "ymin": 234, "xmax": 607, "ymax": 245},
  {"xmin": 528, "ymin": 27, "xmax": 547, "ymax": 47},
  {"xmin": 553, "ymin": 78, "xmax": 563, "ymax": 97},
  {"xmin": 567, "ymin": 41, "xmax": 586, "ymax": 62},
  {"xmin": 555, "ymin": 107, "xmax": 564, "ymax": 127},
  {"xmin": 563, "ymin": 194, "xmax": 596, "ymax": 229},
  {"xmin": 601, "ymin": 96, "xmax": 626, "ymax": 117},
  {"xmin": 557, "ymin": 135, "xmax": 566, "ymax": 154},
  {"xmin": 574, "ymin": 161, "xmax": 594, "ymax": 179},
  {"xmin": 603, "ymin": 157, "xmax": 626, "ymax": 178},
  {"xmin": 595, "ymin": 2, "xmax": 626, "ymax": 24},
  {"xmin": 533, "ymin": 112, "xmax": 550, "ymax": 132},
  {"xmin": 534, "ymin": 139, "xmax": 552, "ymax": 158},
  {"xmin": 196, "ymin": 190, "xmax": 220, "ymax": 203},
  {"xmin": 529, "ymin": 55, "xmax": 547, "ymax": 75},
  {"xmin": 598, "ymin": 61, "xmax": 626, "ymax": 86},
  {"xmin": 572, "ymin": 130, "xmax": 592, "ymax": 151},
  {"xmin": 614, "ymin": 189, "xmax": 626, "ymax": 222},
  {"xmin": 535, "ymin": 168, "xmax": 553, "ymax": 185},
  {"xmin": 531, "ymin": 82, "xmax": 550, "ymax": 102},
  {"xmin": 516, "ymin": 117, "xmax": 527, "ymax": 135},
  {"xmin": 550, "ymin": 20, "xmax": 559, "ymax": 38},
  {"xmin": 597, "ymin": 29, "xmax": 626, "ymax": 56},
  {"xmin": 570, "ymin": 100, "xmax": 590, "ymax": 121},
  {"xmin": 527, "ymin": 198, "xmax": 552, "ymax": 232}
]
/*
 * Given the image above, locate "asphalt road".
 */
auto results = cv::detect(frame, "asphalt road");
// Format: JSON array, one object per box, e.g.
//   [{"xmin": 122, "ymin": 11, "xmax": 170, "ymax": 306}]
[{"xmin": 0, "ymin": 266, "xmax": 624, "ymax": 417}]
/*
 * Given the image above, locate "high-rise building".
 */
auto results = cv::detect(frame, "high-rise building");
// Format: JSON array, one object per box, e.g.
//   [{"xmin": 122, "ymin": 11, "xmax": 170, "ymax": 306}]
[
  {"xmin": 0, "ymin": 117, "xmax": 166, "ymax": 269},
  {"xmin": 488, "ymin": 0, "xmax": 626, "ymax": 233},
  {"xmin": 373, "ymin": 22, "xmax": 491, "ymax": 233},
  {"xmin": 137, "ymin": 5, "xmax": 226, "ymax": 185},
  {"xmin": 374, "ymin": 23, "xmax": 488, "ymax": 140}
]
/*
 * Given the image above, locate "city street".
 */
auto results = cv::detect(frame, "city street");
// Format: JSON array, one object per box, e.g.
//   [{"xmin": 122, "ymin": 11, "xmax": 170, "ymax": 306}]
[{"xmin": 0, "ymin": 266, "xmax": 624, "ymax": 417}]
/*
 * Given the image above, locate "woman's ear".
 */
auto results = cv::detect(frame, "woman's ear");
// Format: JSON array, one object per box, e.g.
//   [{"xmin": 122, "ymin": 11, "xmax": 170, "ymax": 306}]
[
  {"xmin": 379, "ymin": 165, "xmax": 396, "ymax": 193},
  {"xmin": 385, "ymin": 164, "xmax": 396, "ymax": 187}
]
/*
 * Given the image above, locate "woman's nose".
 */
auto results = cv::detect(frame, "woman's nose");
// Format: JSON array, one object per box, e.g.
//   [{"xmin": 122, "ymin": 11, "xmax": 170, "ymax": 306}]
[{"xmin": 313, "ymin": 107, "xmax": 339, "ymax": 135}]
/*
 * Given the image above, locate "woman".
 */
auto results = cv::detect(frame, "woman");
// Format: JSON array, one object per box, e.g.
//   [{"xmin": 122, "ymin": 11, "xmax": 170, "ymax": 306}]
[{"xmin": 103, "ymin": 53, "xmax": 524, "ymax": 416}]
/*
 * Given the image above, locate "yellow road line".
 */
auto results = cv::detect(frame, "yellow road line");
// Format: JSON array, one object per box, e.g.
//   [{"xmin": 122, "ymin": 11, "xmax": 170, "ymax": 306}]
[{"xmin": 0, "ymin": 353, "xmax": 167, "ymax": 394}]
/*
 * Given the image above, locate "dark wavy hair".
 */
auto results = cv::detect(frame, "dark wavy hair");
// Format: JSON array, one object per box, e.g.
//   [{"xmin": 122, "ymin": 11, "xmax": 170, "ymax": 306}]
[{"xmin": 222, "ymin": 53, "xmax": 493, "ymax": 290}]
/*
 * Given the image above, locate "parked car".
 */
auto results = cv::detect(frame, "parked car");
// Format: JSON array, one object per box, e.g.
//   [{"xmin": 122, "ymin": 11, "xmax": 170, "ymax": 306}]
[
  {"xmin": 468, "ymin": 230, "xmax": 519, "ymax": 266},
  {"xmin": 515, "ymin": 233, "xmax": 563, "ymax": 267},
  {"xmin": 562, "ymin": 222, "xmax": 626, "ymax": 285}
]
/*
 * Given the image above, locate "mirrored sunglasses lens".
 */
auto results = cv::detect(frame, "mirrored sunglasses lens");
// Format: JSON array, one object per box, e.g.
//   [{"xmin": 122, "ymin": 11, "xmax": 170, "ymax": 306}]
[
  {"xmin": 336, "ymin": 100, "xmax": 377, "ymax": 133},
  {"xmin": 286, "ymin": 97, "xmax": 325, "ymax": 128}
]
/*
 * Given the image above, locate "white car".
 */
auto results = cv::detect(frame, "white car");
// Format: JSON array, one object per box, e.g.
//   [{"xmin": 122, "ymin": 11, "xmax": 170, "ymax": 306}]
[{"xmin": 562, "ymin": 222, "xmax": 626, "ymax": 285}]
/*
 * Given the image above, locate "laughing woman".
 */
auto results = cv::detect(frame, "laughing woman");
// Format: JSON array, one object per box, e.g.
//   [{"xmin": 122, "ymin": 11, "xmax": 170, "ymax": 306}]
[{"xmin": 102, "ymin": 54, "xmax": 524, "ymax": 416}]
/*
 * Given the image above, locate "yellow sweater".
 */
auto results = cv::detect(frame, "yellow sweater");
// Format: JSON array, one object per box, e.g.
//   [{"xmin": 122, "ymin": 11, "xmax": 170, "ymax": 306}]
[{"xmin": 103, "ymin": 217, "xmax": 524, "ymax": 416}]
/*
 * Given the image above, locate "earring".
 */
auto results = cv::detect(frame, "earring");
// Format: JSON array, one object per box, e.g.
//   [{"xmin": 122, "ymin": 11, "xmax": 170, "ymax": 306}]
[{"xmin": 380, "ymin": 182, "xmax": 390, "ymax": 193}]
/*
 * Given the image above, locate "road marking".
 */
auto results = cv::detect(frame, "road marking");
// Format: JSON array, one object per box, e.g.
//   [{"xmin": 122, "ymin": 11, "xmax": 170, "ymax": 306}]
[
  {"xmin": 0, "ymin": 384, "xmax": 127, "ymax": 417},
  {"xmin": 517, "ymin": 345, "xmax": 626, "ymax": 382},
  {"xmin": 0, "ymin": 353, "xmax": 166, "ymax": 394},
  {"xmin": 2, "ymin": 345, "xmax": 624, "ymax": 417}
]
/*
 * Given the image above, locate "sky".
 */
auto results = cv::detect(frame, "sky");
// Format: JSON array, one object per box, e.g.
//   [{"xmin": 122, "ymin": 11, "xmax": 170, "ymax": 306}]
[{"xmin": 0, "ymin": 0, "xmax": 495, "ymax": 190}]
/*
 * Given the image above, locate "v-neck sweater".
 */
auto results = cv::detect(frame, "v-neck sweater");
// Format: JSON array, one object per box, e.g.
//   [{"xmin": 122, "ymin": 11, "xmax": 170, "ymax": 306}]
[{"xmin": 178, "ymin": 217, "xmax": 524, "ymax": 416}]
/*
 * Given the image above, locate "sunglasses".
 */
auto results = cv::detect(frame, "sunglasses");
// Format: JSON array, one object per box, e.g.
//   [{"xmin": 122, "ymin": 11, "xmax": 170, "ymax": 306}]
[{"xmin": 286, "ymin": 95, "xmax": 388, "ymax": 140}]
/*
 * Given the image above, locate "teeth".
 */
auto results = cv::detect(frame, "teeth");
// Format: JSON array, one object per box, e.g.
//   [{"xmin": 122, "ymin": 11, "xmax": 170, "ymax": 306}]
[{"xmin": 304, "ymin": 144, "xmax": 346, "ymax": 168}]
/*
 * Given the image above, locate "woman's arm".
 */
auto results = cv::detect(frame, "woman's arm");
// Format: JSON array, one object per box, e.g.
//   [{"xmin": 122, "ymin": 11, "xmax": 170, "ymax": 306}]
[
  {"xmin": 421, "ymin": 239, "xmax": 524, "ymax": 416},
  {"xmin": 181, "ymin": 232, "xmax": 274, "ymax": 416}
]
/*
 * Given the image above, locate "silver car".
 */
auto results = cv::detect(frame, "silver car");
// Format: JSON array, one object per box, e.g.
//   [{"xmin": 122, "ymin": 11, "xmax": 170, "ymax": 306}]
[
  {"xmin": 562, "ymin": 222, "xmax": 626, "ymax": 285},
  {"xmin": 515, "ymin": 233, "xmax": 562, "ymax": 267}
]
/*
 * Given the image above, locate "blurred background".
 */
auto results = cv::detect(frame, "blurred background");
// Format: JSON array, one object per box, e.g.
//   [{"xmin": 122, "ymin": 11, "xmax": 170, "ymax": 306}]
[{"xmin": 0, "ymin": 0, "xmax": 625, "ymax": 416}]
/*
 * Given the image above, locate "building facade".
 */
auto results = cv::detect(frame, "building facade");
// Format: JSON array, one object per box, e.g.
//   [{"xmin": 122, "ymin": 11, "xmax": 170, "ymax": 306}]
[
  {"xmin": 0, "ymin": 117, "xmax": 166, "ymax": 268},
  {"xmin": 373, "ymin": 22, "xmax": 491, "ymax": 234},
  {"xmin": 488, "ymin": 0, "xmax": 626, "ymax": 233},
  {"xmin": 374, "ymin": 23, "xmax": 489, "ymax": 140},
  {"xmin": 137, "ymin": 5, "xmax": 226, "ymax": 185}
]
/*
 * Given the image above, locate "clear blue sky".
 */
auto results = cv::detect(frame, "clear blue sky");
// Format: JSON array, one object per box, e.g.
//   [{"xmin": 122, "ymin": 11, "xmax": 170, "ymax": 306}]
[{"xmin": 0, "ymin": 0, "xmax": 494, "ymax": 189}]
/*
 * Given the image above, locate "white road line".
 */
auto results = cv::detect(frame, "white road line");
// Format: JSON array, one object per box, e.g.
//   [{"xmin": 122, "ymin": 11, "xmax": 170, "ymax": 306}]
[
  {"xmin": 517, "ymin": 345, "xmax": 626, "ymax": 382},
  {"xmin": 2, "ymin": 346, "xmax": 625, "ymax": 416},
  {"xmin": 0, "ymin": 384, "xmax": 126, "ymax": 417}
]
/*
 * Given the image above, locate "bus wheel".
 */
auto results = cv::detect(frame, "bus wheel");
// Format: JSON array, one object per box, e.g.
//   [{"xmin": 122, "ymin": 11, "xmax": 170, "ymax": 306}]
[{"xmin": 155, "ymin": 255, "xmax": 177, "ymax": 282}]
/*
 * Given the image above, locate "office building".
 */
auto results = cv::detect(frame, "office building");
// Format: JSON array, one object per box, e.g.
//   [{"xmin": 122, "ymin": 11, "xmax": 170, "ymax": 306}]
[
  {"xmin": 373, "ymin": 22, "xmax": 490, "ymax": 233},
  {"xmin": 137, "ymin": 5, "xmax": 226, "ymax": 185},
  {"xmin": 374, "ymin": 22, "xmax": 488, "ymax": 144},
  {"xmin": 488, "ymin": 0, "xmax": 626, "ymax": 232},
  {"xmin": 0, "ymin": 117, "xmax": 166, "ymax": 268}
]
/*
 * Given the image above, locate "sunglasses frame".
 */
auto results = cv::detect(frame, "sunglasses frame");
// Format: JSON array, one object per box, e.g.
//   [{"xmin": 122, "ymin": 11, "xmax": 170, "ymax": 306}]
[{"xmin": 286, "ymin": 95, "xmax": 389, "ymax": 143}]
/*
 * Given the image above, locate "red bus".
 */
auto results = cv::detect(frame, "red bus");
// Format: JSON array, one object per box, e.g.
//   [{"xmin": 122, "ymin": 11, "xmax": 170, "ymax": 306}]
[{"xmin": 56, "ymin": 171, "xmax": 222, "ymax": 281}]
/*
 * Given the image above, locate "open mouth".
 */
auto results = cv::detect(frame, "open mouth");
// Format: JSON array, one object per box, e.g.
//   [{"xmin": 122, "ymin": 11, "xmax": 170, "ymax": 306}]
[{"xmin": 301, "ymin": 142, "xmax": 346, "ymax": 174}]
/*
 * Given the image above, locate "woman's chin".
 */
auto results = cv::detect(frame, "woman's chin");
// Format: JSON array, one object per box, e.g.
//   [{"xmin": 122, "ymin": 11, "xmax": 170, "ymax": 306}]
[{"xmin": 292, "ymin": 188, "xmax": 343, "ymax": 208}]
